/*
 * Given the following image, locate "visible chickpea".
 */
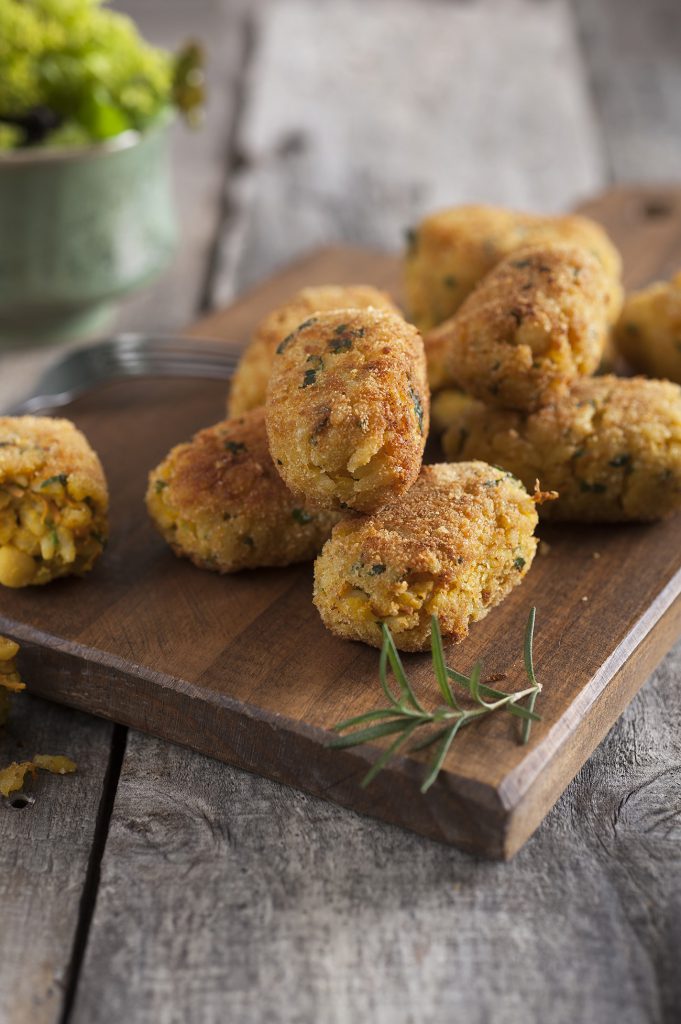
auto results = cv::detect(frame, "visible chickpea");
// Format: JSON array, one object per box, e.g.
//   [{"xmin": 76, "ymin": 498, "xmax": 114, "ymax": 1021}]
[
  {"xmin": 0, "ymin": 545, "xmax": 37, "ymax": 588},
  {"xmin": 0, "ymin": 636, "xmax": 19, "ymax": 661}
]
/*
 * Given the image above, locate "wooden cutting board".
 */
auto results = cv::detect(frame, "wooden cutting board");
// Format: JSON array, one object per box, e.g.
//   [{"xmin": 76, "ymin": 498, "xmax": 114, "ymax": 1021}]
[{"xmin": 2, "ymin": 184, "xmax": 681, "ymax": 860}]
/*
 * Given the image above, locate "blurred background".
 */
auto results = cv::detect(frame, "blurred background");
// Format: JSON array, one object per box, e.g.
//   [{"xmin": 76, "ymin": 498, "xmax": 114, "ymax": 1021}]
[
  {"xmin": 2, "ymin": 0, "xmax": 678, "ymax": 367},
  {"xmin": 115, "ymin": 0, "xmax": 680, "ymax": 325}
]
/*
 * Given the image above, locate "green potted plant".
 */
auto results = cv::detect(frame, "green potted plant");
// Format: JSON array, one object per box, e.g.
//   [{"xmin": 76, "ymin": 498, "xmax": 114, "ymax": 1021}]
[{"xmin": 0, "ymin": 0, "xmax": 203, "ymax": 343}]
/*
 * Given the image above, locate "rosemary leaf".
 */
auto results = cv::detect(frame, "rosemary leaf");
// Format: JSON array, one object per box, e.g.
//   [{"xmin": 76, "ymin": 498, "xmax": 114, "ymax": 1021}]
[
  {"xmin": 382, "ymin": 624, "xmax": 425, "ymax": 713},
  {"xmin": 421, "ymin": 719, "xmax": 465, "ymax": 792},
  {"xmin": 378, "ymin": 639, "xmax": 401, "ymax": 709},
  {"xmin": 329, "ymin": 719, "xmax": 408, "ymax": 749},
  {"xmin": 330, "ymin": 608, "xmax": 543, "ymax": 791},
  {"xmin": 332, "ymin": 708, "xmax": 409, "ymax": 732},
  {"xmin": 361, "ymin": 720, "xmax": 422, "ymax": 787},
  {"xmin": 430, "ymin": 615, "xmax": 457, "ymax": 708},
  {"xmin": 522, "ymin": 606, "xmax": 541, "ymax": 743}
]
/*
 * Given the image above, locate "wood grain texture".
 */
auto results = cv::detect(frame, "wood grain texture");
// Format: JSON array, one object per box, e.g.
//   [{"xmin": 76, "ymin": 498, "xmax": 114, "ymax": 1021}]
[
  {"xmin": 0, "ymin": 696, "xmax": 114, "ymax": 1024},
  {"xmin": 3, "ymin": 189, "xmax": 681, "ymax": 861},
  {"xmin": 210, "ymin": 0, "xmax": 605, "ymax": 305},
  {"xmin": 573, "ymin": 0, "xmax": 681, "ymax": 181},
  {"xmin": 3, "ymin": 0, "xmax": 681, "ymax": 1018},
  {"xmin": 70, "ymin": 672, "xmax": 681, "ymax": 1024}
]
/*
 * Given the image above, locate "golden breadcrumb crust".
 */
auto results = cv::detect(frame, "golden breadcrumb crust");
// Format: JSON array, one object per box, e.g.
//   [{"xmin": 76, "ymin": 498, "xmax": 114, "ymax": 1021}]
[
  {"xmin": 313, "ymin": 461, "xmax": 537, "ymax": 651},
  {"xmin": 266, "ymin": 308, "xmax": 429, "ymax": 513},
  {"xmin": 615, "ymin": 271, "xmax": 681, "ymax": 382},
  {"xmin": 434, "ymin": 244, "xmax": 613, "ymax": 412},
  {"xmin": 441, "ymin": 376, "xmax": 681, "ymax": 522},
  {"xmin": 0, "ymin": 416, "xmax": 108, "ymax": 587},
  {"xmin": 147, "ymin": 408, "xmax": 340, "ymax": 572},
  {"xmin": 404, "ymin": 205, "xmax": 623, "ymax": 389},
  {"xmin": 228, "ymin": 284, "xmax": 399, "ymax": 416}
]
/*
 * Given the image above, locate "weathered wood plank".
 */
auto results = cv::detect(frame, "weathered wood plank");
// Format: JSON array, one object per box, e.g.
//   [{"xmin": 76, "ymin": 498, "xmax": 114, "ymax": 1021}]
[
  {"xmin": 0, "ymin": 695, "xmax": 115, "ymax": 1024},
  {"xmin": 573, "ymin": 0, "xmax": 681, "ymax": 181},
  {"xmin": 60, "ymin": 0, "xmax": 681, "ymax": 1019},
  {"xmin": 70, "ymin": 653, "xmax": 681, "ymax": 1024},
  {"xmin": 0, "ymin": 4, "xmax": 247, "ymax": 1021},
  {"xmin": 211, "ymin": 0, "xmax": 606, "ymax": 304}
]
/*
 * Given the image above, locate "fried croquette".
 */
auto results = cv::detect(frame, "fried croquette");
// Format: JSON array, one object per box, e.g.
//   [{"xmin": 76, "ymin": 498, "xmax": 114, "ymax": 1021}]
[
  {"xmin": 313, "ymin": 461, "xmax": 538, "ymax": 652},
  {"xmin": 405, "ymin": 204, "xmax": 623, "ymax": 337},
  {"xmin": 615, "ymin": 271, "xmax": 681, "ymax": 382},
  {"xmin": 433, "ymin": 244, "xmax": 613, "ymax": 412},
  {"xmin": 442, "ymin": 376, "xmax": 681, "ymax": 522},
  {"xmin": 266, "ymin": 308, "xmax": 429, "ymax": 513},
  {"xmin": 146, "ymin": 408, "xmax": 340, "ymax": 572},
  {"xmin": 0, "ymin": 635, "xmax": 23, "ymax": 727},
  {"xmin": 228, "ymin": 284, "xmax": 399, "ymax": 416},
  {"xmin": 0, "ymin": 417, "xmax": 108, "ymax": 588}
]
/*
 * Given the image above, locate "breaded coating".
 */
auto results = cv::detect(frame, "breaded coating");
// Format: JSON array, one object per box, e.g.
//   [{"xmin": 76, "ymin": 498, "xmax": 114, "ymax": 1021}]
[
  {"xmin": 615, "ymin": 271, "xmax": 681, "ymax": 382},
  {"xmin": 405, "ymin": 205, "xmax": 623, "ymax": 333},
  {"xmin": 433, "ymin": 244, "xmax": 613, "ymax": 412},
  {"xmin": 441, "ymin": 376, "xmax": 681, "ymax": 522},
  {"xmin": 146, "ymin": 408, "xmax": 340, "ymax": 572},
  {"xmin": 0, "ymin": 417, "xmax": 108, "ymax": 588},
  {"xmin": 266, "ymin": 308, "xmax": 429, "ymax": 513},
  {"xmin": 313, "ymin": 462, "xmax": 538, "ymax": 652},
  {"xmin": 229, "ymin": 284, "xmax": 399, "ymax": 416}
]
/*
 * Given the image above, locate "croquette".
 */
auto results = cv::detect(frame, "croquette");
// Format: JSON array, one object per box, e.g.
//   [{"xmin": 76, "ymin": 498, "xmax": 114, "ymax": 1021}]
[
  {"xmin": 313, "ymin": 461, "xmax": 538, "ymax": 651},
  {"xmin": 146, "ymin": 408, "xmax": 340, "ymax": 572},
  {"xmin": 405, "ymin": 204, "xmax": 623, "ymax": 333},
  {"xmin": 0, "ymin": 417, "xmax": 108, "ymax": 588},
  {"xmin": 266, "ymin": 308, "xmax": 429, "ymax": 513},
  {"xmin": 615, "ymin": 271, "xmax": 681, "ymax": 382},
  {"xmin": 434, "ymin": 244, "xmax": 613, "ymax": 412},
  {"xmin": 228, "ymin": 284, "xmax": 399, "ymax": 416},
  {"xmin": 441, "ymin": 376, "xmax": 681, "ymax": 522},
  {"xmin": 0, "ymin": 635, "xmax": 23, "ymax": 727}
]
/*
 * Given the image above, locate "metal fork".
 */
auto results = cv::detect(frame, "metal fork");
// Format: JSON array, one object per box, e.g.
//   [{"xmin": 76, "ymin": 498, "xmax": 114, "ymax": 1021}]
[{"xmin": 6, "ymin": 333, "xmax": 241, "ymax": 415}]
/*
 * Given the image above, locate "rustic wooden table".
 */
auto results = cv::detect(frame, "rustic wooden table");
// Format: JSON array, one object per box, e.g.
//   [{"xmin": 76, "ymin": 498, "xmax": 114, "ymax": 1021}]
[{"xmin": 2, "ymin": 2, "xmax": 680, "ymax": 1022}]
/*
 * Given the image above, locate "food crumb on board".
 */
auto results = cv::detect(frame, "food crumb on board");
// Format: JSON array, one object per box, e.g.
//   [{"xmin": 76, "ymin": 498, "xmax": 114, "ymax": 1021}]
[
  {"xmin": 581, "ymin": 595, "xmax": 589, "ymax": 602},
  {"xmin": 539, "ymin": 540, "xmax": 551, "ymax": 556},
  {"xmin": 593, "ymin": 551, "xmax": 601, "ymax": 559}
]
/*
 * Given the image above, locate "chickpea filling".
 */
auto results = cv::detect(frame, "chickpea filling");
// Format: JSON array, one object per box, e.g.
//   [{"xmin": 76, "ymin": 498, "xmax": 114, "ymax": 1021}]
[{"xmin": 0, "ymin": 475, "xmax": 104, "ymax": 587}]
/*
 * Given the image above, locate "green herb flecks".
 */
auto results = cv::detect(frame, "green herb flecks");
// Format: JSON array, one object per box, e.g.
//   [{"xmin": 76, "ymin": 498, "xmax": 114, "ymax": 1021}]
[
  {"xmin": 41, "ymin": 474, "xmax": 68, "ymax": 489},
  {"xmin": 443, "ymin": 274, "xmax": 458, "ymax": 289},
  {"xmin": 409, "ymin": 384, "xmax": 424, "ymax": 434},
  {"xmin": 302, "ymin": 354, "xmax": 324, "ymax": 388},
  {"xmin": 330, "ymin": 608, "xmax": 542, "ymax": 792},
  {"xmin": 225, "ymin": 440, "xmax": 247, "ymax": 455},
  {"xmin": 369, "ymin": 563, "xmax": 386, "ymax": 576},
  {"xmin": 276, "ymin": 333, "xmax": 296, "ymax": 355},
  {"xmin": 329, "ymin": 335, "xmax": 353, "ymax": 353},
  {"xmin": 514, "ymin": 556, "xmax": 526, "ymax": 570},
  {"xmin": 292, "ymin": 508, "xmax": 313, "ymax": 525},
  {"xmin": 154, "ymin": 480, "xmax": 168, "ymax": 493}
]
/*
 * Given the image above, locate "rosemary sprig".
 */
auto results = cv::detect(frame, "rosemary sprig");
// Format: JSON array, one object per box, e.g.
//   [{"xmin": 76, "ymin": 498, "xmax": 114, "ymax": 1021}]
[{"xmin": 330, "ymin": 608, "xmax": 542, "ymax": 793}]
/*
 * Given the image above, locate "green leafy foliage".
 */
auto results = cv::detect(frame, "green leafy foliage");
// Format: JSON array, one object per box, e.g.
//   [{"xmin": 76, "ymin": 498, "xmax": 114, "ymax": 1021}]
[{"xmin": 0, "ymin": 0, "xmax": 204, "ymax": 148}]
